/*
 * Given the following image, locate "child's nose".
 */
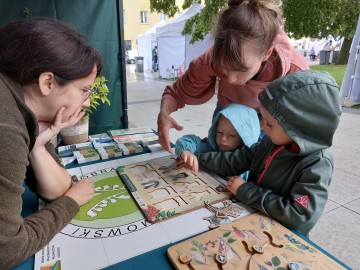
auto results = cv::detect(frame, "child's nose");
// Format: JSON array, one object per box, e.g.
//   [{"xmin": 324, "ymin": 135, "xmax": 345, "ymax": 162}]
[
  {"xmin": 260, "ymin": 119, "xmax": 264, "ymax": 128},
  {"xmin": 221, "ymin": 134, "xmax": 227, "ymax": 141}
]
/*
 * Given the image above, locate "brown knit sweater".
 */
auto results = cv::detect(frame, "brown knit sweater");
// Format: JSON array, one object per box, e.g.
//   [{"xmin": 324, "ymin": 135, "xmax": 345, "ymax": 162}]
[{"xmin": 0, "ymin": 73, "xmax": 80, "ymax": 269}]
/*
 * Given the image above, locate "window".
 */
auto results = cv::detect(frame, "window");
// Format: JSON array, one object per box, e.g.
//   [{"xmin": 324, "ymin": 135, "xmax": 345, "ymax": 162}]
[
  {"xmin": 140, "ymin": 11, "xmax": 148, "ymax": 24},
  {"xmin": 124, "ymin": 40, "xmax": 132, "ymax": 51}
]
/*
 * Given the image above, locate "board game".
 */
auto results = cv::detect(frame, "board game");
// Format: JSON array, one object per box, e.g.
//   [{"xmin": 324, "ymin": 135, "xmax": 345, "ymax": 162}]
[
  {"xmin": 168, "ymin": 212, "xmax": 347, "ymax": 270},
  {"xmin": 34, "ymin": 152, "xmax": 253, "ymax": 270},
  {"xmin": 117, "ymin": 155, "xmax": 232, "ymax": 223}
]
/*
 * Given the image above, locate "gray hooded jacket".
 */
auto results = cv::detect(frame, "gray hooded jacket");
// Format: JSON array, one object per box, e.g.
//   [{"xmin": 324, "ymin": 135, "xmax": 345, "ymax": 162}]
[{"xmin": 197, "ymin": 71, "xmax": 341, "ymax": 235}]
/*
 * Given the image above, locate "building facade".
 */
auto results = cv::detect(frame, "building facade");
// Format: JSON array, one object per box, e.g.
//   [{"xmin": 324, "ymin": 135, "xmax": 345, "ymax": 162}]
[{"xmin": 123, "ymin": 0, "xmax": 184, "ymax": 50}]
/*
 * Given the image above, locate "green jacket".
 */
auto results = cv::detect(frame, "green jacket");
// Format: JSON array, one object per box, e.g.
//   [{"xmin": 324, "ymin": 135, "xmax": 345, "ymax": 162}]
[
  {"xmin": 197, "ymin": 71, "xmax": 341, "ymax": 235},
  {"xmin": 0, "ymin": 73, "xmax": 79, "ymax": 269}
]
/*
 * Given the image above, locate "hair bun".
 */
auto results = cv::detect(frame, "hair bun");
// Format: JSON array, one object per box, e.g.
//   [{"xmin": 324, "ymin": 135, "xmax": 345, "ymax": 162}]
[{"xmin": 228, "ymin": 0, "xmax": 242, "ymax": 6}]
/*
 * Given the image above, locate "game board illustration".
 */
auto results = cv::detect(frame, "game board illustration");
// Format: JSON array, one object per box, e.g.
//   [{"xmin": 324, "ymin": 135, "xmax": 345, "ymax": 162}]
[
  {"xmin": 34, "ymin": 166, "xmax": 170, "ymax": 270},
  {"xmin": 33, "ymin": 152, "xmax": 253, "ymax": 270},
  {"xmin": 117, "ymin": 156, "xmax": 232, "ymax": 223},
  {"xmin": 69, "ymin": 171, "xmax": 143, "ymax": 229},
  {"xmin": 168, "ymin": 213, "xmax": 347, "ymax": 270}
]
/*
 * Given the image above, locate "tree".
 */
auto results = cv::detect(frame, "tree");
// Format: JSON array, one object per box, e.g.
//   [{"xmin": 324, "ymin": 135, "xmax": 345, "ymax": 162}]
[
  {"xmin": 283, "ymin": 0, "xmax": 360, "ymax": 64},
  {"xmin": 150, "ymin": 0, "xmax": 360, "ymax": 64},
  {"xmin": 151, "ymin": 0, "xmax": 227, "ymax": 43}
]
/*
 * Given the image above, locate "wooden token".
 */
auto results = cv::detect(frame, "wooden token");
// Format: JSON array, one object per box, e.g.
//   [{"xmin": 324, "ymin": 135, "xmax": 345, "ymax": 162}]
[
  {"xmin": 288, "ymin": 261, "xmax": 312, "ymax": 270},
  {"xmin": 253, "ymin": 244, "xmax": 265, "ymax": 254},
  {"xmin": 179, "ymin": 253, "xmax": 192, "ymax": 264},
  {"xmin": 215, "ymin": 253, "xmax": 227, "ymax": 264}
]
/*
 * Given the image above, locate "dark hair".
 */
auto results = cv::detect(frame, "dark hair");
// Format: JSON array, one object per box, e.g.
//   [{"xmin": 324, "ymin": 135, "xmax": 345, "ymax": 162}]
[
  {"xmin": 211, "ymin": 0, "xmax": 283, "ymax": 71},
  {"xmin": 0, "ymin": 17, "xmax": 102, "ymax": 85}
]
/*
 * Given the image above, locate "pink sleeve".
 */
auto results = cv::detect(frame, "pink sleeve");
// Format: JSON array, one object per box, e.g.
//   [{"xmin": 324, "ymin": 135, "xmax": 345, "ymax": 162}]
[{"xmin": 162, "ymin": 50, "xmax": 217, "ymax": 111}]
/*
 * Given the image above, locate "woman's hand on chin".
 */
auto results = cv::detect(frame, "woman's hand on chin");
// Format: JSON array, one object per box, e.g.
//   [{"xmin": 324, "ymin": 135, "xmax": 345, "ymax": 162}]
[{"xmin": 35, "ymin": 107, "xmax": 84, "ymax": 148}]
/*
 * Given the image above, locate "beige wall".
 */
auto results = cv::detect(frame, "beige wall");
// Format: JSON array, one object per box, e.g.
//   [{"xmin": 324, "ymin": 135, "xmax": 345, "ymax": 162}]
[{"xmin": 123, "ymin": 0, "xmax": 185, "ymax": 50}]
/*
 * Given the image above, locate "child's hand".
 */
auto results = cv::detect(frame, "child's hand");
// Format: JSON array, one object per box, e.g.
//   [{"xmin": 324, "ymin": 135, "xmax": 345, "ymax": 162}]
[
  {"xmin": 180, "ymin": 150, "xmax": 199, "ymax": 173},
  {"xmin": 226, "ymin": 176, "xmax": 245, "ymax": 195},
  {"xmin": 64, "ymin": 178, "xmax": 94, "ymax": 206}
]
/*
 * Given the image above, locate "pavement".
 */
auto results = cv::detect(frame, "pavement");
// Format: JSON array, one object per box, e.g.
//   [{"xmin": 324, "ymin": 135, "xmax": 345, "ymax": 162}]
[{"xmin": 125, "ymin": 64, "xmax": 360, "ymax": 269}]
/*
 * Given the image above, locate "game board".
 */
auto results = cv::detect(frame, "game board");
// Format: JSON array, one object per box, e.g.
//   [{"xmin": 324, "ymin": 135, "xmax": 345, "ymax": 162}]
[
  {"xmin": 168, "ymin": 213, "xmax": 347, "ymax": 270},
  {"xmin": 117, "ymin": 155, "xmax": 232, "ymax": 223},
  {"xmin": 34, "ymin": 152, "xmax": 253, "ymax": 270}
]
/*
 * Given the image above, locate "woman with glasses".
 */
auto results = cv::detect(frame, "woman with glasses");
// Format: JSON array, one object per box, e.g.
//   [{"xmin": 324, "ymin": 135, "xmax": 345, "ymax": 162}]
[{"xmin": 0, "ymin": 17, "xmax": 102, "ymax": 268}]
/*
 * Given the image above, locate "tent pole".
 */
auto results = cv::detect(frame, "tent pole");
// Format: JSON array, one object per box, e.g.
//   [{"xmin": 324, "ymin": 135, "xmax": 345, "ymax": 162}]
[
  {"xmin": 340, "ymin": 14, "xmax": 360, "ymax": 106},
  {"xmin": 117, "ymin": 0, "xmax": 129, "ymax": 128}
]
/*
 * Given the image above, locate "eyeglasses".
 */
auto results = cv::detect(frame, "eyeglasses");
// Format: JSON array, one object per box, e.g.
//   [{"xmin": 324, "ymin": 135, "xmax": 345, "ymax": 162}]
[{"xmin": 82, "ymin": 87, "xmax": 96, "ymax": 100}]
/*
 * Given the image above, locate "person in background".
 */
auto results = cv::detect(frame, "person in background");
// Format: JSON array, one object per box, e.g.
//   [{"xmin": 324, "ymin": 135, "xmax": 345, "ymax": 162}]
[
  {"xmin": 175, "ymin": 104, "xmax": 260, "ymax": 178},
  {"xmin": 0, "ymin": 18, "xmax": 102, "ymax": 268},
  {"xmin": 152, "ymin": 45, "xmax": 158, "ymax": 72},
  {"xmin": 196, "ymin": 70, "xmax": 341, "ymax": 236},
  {"xmin": 309, "ymin": 47, "xmax": 316, "ymax": 61},
  {"xmin": 157, "ymin": 0, "xmax": 309, "ymax": 153},
  {"xmin": 323, "ymin": 40, "xmax": 333, "ymax": 51}
]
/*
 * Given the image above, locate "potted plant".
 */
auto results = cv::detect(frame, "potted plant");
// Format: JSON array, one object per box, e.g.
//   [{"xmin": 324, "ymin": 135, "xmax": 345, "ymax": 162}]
[{"xmin": 60, "ymin": 76, "xmax": 110, "ymax": 145}]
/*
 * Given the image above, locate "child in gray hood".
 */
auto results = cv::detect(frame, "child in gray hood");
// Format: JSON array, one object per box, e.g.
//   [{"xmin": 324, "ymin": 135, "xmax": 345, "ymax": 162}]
[{"xmin": 196, "ymin": 70, "xmax": 341, "ymax": 235}]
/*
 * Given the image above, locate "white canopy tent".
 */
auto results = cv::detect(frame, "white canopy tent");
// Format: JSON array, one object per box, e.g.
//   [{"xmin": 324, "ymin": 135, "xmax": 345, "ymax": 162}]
[
  {"xmin": 340, "ymin": 14, "xmax": 360, "ymax": 106},
  {"xmin": 185, "ymin": 33, "xmax": 212, "ymax": 70},
  {"xmin": 156, "ymin": 3, "xmax": 212, "ymax": 78},
  {"xmin": 137, "ymin": 20, "xmax": 167, "ymax": 72}
]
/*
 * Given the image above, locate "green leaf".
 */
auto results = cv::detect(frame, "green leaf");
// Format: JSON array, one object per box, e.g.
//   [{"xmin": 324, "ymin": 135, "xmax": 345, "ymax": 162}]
[
  {"xmin": 192, "ymin": 240, "xmax": 199, "ymax": 248},
  {"xmin": 271, "ymin": 256, "xmax": 281, "ymax": 267},
  {"xmin": 85, "ymin": 76, "xmax": 111, "ymax": 114},
  {"xmin": 227, "ymin": 238, "xmax": 236, "ymax": 244},
  {"xmin": 223, "ymin": 232, "xmax": 231, "ymax": 238}
]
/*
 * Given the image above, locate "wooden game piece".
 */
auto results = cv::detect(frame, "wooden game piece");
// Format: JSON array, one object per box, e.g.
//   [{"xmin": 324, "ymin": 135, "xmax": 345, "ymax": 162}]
[
  {"xmin": 204, "ymin": 200, "xmax": 244, "ymax": 219},
  {"xmin": 252, "ymin": 242, "xmax": 268, "ymax": 254},
  {"xmin": 288, "ymin": 261, "xmax": 313, "ymax": 270},
  {"xmin": 215, "ymin": 253, "xmax": 227, "ymax": 270},
  {"xmin": 209, "ymin": 223, "xmax": 221, "ymax": 229},
  {"xmin": 203, "ymin": 214, "xmax": 231, "ymax": 229},
  {"xmin": 141, "ymin": 180, "xmax": 159, "ymax": 189},
  {"xmin": 179, "ymin": 252, "xmax": 195, "ymax": 270},
  {"xmin": 215, "ymin": 238, "xmax": 228, "ymax": 270},
  {"xmin": 167, "ymin": 213, "xmax": 347, "ymax": 270}
]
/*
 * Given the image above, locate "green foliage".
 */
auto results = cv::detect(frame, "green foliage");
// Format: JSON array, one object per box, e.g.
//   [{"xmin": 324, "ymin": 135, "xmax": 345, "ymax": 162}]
[
  {"xmin": 182, "ymin": 0, "xmax": 227, "ymax": 43},
  {"xmin": 150, "ymin": 0, "xmax": 180, "ymax": 17},
  {"xmin": 191, "ymin": 240, "xmax": 208, "ymax": 252},
  {"xmin": 84, "ymin": 76, "xmax": 111, "ymax": 114},
  {"xmin": 283, "ymin": 0, "xmax": 360, "ymax": 39},
  {"xmin": 150, "ymin": 0, "xmax": 360, "ymax": 43}
]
